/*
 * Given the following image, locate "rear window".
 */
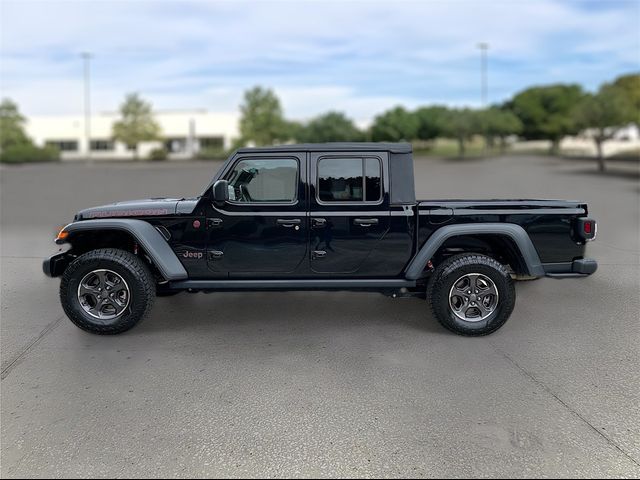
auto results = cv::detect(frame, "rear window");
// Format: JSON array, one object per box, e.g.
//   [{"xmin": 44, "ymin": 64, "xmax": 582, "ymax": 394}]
[{"xmin": 317, "ymin": 157, "xmax": 381, "ymax": 203}]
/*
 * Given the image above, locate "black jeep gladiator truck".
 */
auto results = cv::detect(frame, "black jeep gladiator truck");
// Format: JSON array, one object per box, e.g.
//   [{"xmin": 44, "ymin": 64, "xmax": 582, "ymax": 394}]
[{"xmin": 43, "ymin": 143, "xmax": 597, "ymax": 336}]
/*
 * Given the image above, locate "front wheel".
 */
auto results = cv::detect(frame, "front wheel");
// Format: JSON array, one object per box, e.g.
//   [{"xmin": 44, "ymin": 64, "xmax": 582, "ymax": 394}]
[
  {"xmin": 427, "ymin": 254, "xmax": 516, "ymax": 336},
  {"xmin": 60, "ymin": 248, "xmax": 155, "ymax": 334}
]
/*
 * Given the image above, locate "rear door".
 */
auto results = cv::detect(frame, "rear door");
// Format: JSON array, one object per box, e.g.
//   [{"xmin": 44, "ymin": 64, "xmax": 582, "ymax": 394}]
[
  {"xmin": 309, "ymin": 152, "xmax": 390, "ymax": 274},
  {"xmin": 206, "ymin": 153, "xmax": 307, "ymax": 277}
]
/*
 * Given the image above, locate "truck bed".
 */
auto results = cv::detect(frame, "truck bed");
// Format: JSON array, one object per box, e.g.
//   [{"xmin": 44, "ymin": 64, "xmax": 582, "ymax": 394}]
[{"xmin": 414, "ymin": 198, "xmax": 589, "ymax": 267}]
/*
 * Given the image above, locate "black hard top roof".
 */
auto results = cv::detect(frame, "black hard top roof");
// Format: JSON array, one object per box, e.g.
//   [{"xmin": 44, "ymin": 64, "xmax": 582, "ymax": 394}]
[{"xmin": 235, "ymin": 142, "xmax": 412, "ymax": 154}]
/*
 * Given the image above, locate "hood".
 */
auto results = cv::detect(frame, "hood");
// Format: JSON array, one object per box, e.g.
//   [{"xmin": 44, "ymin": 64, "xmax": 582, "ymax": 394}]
[{"xmin": 75, "ymin": 198, "xmax": 181, "ymax": 220}]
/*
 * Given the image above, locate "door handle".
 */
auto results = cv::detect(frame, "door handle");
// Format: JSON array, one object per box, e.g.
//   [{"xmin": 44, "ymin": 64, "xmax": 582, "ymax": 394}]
[
  {"xmin": 312, "ymin": 250, "xmax": 327, "ymax": 259},
  {"xmin": 277, "ymin": 218, "xmax": 301, "ymax": 228},
  {"xmin": 354, "ymin": 218, "xmax": 379, "ymax": 227}
]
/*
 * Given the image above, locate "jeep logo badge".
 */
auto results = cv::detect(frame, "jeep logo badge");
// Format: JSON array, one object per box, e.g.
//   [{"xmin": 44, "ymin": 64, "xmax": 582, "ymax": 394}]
[{"xmin": 183, "ymin": 250, "xmax": 203, "ymax": 259}]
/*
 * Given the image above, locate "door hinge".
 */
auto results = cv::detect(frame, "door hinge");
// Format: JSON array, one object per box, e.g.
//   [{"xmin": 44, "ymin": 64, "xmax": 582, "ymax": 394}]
[
  {"xmin": 208, "ymin": 250, "xmax": 224, "ymax": 260},
  {"xmin": 312, "ymin": 218, "xmax": 326, "ymax": 228},
  {"xmin": 207, "ymin": 218, "xmax": 223, "ymax": 229}
]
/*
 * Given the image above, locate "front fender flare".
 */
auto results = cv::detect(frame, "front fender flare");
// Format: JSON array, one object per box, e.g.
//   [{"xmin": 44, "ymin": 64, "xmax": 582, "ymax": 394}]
[
  {"xmin": 61, "ymin": 219, "xmax": 188, "ymax": 281},
  {"xmin": 404, "ymin": 223, "xmax": 545, "ymax": 280}
]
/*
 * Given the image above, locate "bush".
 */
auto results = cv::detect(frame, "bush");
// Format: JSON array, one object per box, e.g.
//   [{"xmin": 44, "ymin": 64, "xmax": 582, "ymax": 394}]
[
  {"xmin": 148, "ymin": 147, "xmax": 168, "ymax": 161},
  {"xmin": 0, "ymin": 144, "xmax": 60, "ymax": 164},
  {"xmin": 196, "ymin": 147, "xmax": 227, "ymax": 160}
]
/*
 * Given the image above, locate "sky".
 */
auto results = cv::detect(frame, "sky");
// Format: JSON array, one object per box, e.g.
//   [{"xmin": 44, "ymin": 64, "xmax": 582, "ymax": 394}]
[{"xmin": 1, "ymin": 0, "xmax": 639, "ymax": 125}]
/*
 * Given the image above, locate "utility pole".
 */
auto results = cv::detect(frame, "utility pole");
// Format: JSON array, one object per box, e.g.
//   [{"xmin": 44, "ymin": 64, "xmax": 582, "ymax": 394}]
[
  {"xmin": 477, "ymin": 42, "xmax": 489, "ymax": 107},
  {"xmin": 477, "ymin": 43, "xmax": 490, "ymax": 154},
  {"xmin": 81, "ymin": 52, "xmax": 92, "ymax": 161}
]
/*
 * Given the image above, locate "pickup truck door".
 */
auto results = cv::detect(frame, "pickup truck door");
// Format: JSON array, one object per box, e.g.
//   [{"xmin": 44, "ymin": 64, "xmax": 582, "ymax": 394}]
[
  {"xmin": 309, "ymin": 152, "xmax": 390, "ymax": 275},
  {"xmin": 205, "ymin": 153, "xmax": 308, "ymax": 277}
]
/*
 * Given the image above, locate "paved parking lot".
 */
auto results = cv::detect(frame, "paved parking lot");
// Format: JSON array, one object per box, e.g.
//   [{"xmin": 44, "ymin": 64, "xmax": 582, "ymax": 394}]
[{"xmin": 1, "ymin": 154, "xmax": 639, "ymax": 478}]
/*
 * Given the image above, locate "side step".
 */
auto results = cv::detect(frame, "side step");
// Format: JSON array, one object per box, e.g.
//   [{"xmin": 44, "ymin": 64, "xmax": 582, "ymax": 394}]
[{"xmin": 168, "ymin": 279, "xmax": 417, "ymax": 291}]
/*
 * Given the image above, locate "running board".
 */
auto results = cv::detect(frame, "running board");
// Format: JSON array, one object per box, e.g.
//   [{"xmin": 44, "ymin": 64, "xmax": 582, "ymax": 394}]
[{"xmin": 168, "ymin": 279, "xmax": 417, "ymax": 291}]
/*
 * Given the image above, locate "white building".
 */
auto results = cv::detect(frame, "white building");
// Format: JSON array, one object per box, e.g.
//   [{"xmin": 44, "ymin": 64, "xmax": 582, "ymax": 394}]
[{"xmin": 25, "ymin": 110, "xmax": 239, "ymax": 160}]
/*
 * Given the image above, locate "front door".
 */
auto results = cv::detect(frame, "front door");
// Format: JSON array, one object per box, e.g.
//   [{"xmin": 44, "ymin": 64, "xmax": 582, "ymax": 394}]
[
  {"xmin": 310, "ymin": 152, "xmax": 390, "ymax": 274},
  {"xmin": 206, "ymin": 154, "xmax": 307, "ymax": 277}
]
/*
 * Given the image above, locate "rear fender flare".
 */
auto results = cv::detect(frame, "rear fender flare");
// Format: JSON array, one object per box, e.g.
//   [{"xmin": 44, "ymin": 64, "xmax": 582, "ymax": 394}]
[
  {"xmin": 61, "ymin": 219, "xmax": 188, "ymax": 281},
  {"xmin": 405, "ymin": 223, "xmax": 545, "ymax": 279}
]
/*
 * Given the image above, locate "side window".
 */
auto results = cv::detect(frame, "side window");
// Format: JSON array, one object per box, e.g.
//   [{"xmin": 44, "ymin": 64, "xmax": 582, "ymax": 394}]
[
  {"xmin": 365, "ymin": 158, "xmax": 381, "ymax": 202},
  {"xmin": 226, "ymin": 158, "xmax": 298, "ymax": 203},
  {"xmin": 318, "ymin": 157, "xmax": 381, "ymax": 203}
]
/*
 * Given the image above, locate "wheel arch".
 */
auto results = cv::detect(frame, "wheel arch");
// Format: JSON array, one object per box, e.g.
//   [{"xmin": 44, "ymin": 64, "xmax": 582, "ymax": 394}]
[
  {"xmin": 61, "ymin": 219, "xmax": 188, "ymax": 281},
  {"xmin": 405, "ymin": 223, "xmax": 545, "ymax": 280}
]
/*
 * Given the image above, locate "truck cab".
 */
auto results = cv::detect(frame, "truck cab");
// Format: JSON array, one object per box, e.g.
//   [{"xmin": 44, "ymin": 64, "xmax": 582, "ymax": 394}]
[{"xmin": 196, "ymin": 143, "xmax": 415, "ymax": 279}]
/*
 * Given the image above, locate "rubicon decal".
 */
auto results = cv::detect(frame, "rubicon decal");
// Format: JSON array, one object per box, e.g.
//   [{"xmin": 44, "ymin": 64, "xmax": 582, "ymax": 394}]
[{"xmin": 86, "ymin": 208, "xmax": 170, "ymax": 218}]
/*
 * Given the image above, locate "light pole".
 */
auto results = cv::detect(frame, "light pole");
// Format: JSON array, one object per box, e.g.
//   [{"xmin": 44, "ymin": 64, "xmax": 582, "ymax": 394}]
[
  {"xmin": 477, "ymin": 42, "xmax": 489, "ymax": 107},
  {"xmin": 81, "ymin": 52, "xmax": 92, "ymax": 161}
]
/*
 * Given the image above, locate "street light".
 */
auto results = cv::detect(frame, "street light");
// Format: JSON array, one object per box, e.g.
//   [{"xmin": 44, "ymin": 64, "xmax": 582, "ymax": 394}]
[
  {"xmin": 81, "ymin": 52, "xmax": 92, "ymax": 161},
  {"xmin": 477, "ymin": 42, "xmax": 489, "ymax": 107}
]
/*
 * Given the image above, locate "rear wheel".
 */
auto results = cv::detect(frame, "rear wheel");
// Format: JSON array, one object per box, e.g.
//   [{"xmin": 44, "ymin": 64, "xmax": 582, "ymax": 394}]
[
  {"xmin": 427, "ymin": 254, "xmax": 515, "ymax": 336},
  {"xmin": 60, "ymin": 248, "xmax": 155, "ymax": 334}
]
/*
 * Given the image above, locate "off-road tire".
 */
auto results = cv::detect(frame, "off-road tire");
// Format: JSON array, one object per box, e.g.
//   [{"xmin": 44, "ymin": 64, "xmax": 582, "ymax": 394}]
[
  {"xmin": 60, "ymin": 248, "xmax": 155, "ymax": 334},
  {"xmin": 427, "ymin": 253, "xmax": 515, "ymax": 336}
]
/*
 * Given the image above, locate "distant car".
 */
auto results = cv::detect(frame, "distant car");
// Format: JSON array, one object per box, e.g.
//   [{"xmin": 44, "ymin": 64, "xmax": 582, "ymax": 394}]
[{"xmin": 44, "ymin": 143, "xmax": 597, "ymax": 336}]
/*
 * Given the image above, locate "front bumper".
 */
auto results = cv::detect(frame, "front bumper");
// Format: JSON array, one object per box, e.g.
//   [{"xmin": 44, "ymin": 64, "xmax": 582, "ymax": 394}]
[
  {"xmin": 545, "ymin": 258, "xmax": 598, "ymax": 278},
  {"xmin": 43, "ymin": 251, "xmax": 73, "ymax": 278}
]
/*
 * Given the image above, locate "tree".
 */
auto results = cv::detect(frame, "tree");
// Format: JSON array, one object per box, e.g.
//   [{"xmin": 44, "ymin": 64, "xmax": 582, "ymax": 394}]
[
  {"xmin": 573, "ymin": 85, "xmax": 636, "ymax": 172},
  {"xmin": 414, "ymin": 106, "xmax": 448, "ymax": 142},
  {"xmin": 283, "ymin": 120, "xmax": 305, "ymax": 144},
  {"xmin": 440, "ymin": 108, "xmax": 480, "ymax": 157},
  {"xmin": 478, "ymin": 107, "xmax": 523, "ymax": 152},
  {"xmin": 508, "ymin": 84, "xmax": 584, "ymax": 154},
  {"xmin": 370, "ymin": 106, "xmax": 419, "ymax": 142},
  {"xmin": 610, "ymin": 73, "xmax": 640, "ymax": 125},
  {"xmin": 239, "ymin": 86, "xmax": 288, "ymax": 146},
  {"xmin": 295, "ymin": 111, "xmax": 363, "ymax": 143},
  {"xmin": 112, "ymin": 93, "xmax": 161, "ymax": 159},
  {"xmin": 0, "ymin": 98, "xmax": 31, "ymax": 152}
]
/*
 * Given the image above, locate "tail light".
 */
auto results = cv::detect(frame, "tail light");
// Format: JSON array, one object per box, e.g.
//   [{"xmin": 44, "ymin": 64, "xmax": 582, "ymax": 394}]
[{"xmin": 576, "ymin": 218, "xmax": 597, "ymax": 241}]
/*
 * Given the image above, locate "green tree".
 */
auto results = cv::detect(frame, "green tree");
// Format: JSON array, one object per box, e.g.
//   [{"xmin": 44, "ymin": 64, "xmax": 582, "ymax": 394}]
[
  {"xmin": 296, "ymin": 111, "xmax": 363, "ymax": 143},
  {"xmin": 112, "ymin": 93, "xmax": 161, "ymax": 159},
  {"xmin": 0, "ymin": 98, "xmax": 31, "ymax": 152},
  {"xmin": 284, "ymin": 120, "xmax": 305, "ymax": 144},
  {"xmin": 610, "ymin": 73, "xmax": 640, "ymax": 125},
  {"xmin": 573, "ymin": 85, "xmax": 636, "ymax": 172},
  {"xmin": 440, "ymin": 108, "xmax": 480, "ymax": 157},
  {"xmin": 370, "ymin": 106, "xmax": 419, "ymax": 142},
  {"xmin": 478, "ymin": 107, "xmax": 523, "ymax": 152},
  {"xmin": 414, "ymin": 105, "xmax": 448, "ymax": 142},
  {"xmin": 509, "ymin": 84, "xmax": 584, "ymax": 154},
  {"xmin": 239, "ymin": 86, "xmax": 288, "ymax": 146}
]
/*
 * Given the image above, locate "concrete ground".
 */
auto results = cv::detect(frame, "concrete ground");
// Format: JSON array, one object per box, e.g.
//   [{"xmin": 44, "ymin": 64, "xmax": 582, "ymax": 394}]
[{"xmin": 1, "ymin": 155, "xmax": 638, "ymax": 478}]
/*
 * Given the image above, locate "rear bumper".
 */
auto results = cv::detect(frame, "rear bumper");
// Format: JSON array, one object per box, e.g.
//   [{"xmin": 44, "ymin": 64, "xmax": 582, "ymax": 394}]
[
  {"xmin": 43, "ymin": 251, "xmax": 73, "ymax": 278},
  {"xmin": 545, "ymin": 258, "xmax": 598, "ymax": 278}
]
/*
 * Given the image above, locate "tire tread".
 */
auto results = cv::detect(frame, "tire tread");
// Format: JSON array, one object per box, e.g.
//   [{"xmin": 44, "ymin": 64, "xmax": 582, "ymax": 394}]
[
  {"xmin": 427, "ymin": 253, "xmax": 515, "ymax": 336},
  {"xmin": 60, "ymin": 248, "xmax": 155, "ymax": 334}
]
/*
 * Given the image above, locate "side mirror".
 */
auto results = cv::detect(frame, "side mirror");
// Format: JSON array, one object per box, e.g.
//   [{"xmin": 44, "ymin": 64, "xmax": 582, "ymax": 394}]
[{"xmin": 212, "ymin": 179, "xmax": 229, "ymax": 206}]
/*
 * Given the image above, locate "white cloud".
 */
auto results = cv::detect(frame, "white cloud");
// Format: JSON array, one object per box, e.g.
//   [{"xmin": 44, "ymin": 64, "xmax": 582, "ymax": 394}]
[{"xmin": 1, "ymin": 0, "xmax": 638, "ymax": 121}]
